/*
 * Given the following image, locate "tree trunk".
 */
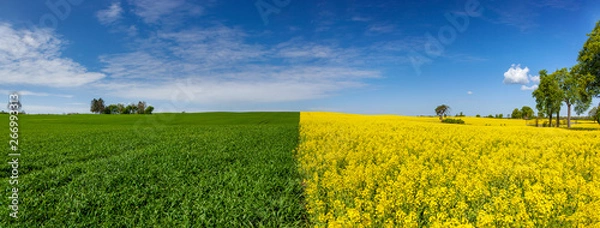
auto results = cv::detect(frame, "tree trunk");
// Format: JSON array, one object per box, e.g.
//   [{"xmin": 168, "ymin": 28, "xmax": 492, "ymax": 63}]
[
  {"xmin": 549, "ymin": 113, "xmax": 553, "ymax": 127},
  {"xmin": 567, "ymin": 103, "xmax": 572, "ymax": 128},
  {"xmin": 556, "ymin": 111, "xmax": 560, "ymax": 128}
]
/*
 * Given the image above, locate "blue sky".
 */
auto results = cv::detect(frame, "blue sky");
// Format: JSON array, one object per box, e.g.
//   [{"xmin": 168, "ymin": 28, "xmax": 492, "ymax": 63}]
[{"xmin": 0, "ymin": 0, "xmax": 598, "ymax": 115}]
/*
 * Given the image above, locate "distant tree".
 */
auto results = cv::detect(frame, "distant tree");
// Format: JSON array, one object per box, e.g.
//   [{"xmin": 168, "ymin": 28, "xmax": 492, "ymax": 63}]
[
  {"xmin": 127, "ymin": 104, "xmax": 138, "ymax": 114},
  {"xmin": 487, "ymin": 114, "xmax": 494, "ymax": 118},
  {"xmin": 117, "ymin": 103, "xmax": 125, "ymax": 114},
  {"xmin": 435, "ymin": 105, "xmax": 451, "ymax": 121},
  {"xmin": 577, "ymin": 20, "xmax": 600, "ymax": 97},
  {"xmin": 144, "ymin": 106, "xmax": 154, "ymax": 114},
  {"xmin": 521, "ymin": 106, "xmax": 534, "ymax": 120},
  {"xmin": 511, "ymin": 108, "xmax": 522, "ymax": 119},
  {"xmin": 498, "ymin": 114, "xmax": 503, "ymax": 119},
  {"xmin": 98, "ymin": 98, "xmax": 105, "ymax": 114},
  {"xmin": 90, "ymin": 98, "xmax": 106, "ymax": 114},
  {"xmin": 533, "ymin": 70, "xmax": 563, "ymax": 127},
  {"xmin": 90, "ymin": 98, "xmax": 98, "ymax": 113},
  {"xmin": 476, "ymin": 114, "xmax": 481, "ymax": 118},
  {"xmin": 102, "ymin": 104, "xmax": 119, "ymax": 114},
  {"xmin": 122, "ymin": 105, "xmax": 131, "ymax": 114},
  {"xmin": 137, "ymin": 101, "xmax": 146, "ymax": 114}
]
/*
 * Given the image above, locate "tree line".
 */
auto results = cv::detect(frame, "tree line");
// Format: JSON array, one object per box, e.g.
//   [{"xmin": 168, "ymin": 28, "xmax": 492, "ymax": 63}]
[
  {"xmin": 90, "ymin": 98, "xmax": 154, "ymax": 115},
  {"xmin": 531, "ymin": 20, "xmax": 600, "ymax": 128}
]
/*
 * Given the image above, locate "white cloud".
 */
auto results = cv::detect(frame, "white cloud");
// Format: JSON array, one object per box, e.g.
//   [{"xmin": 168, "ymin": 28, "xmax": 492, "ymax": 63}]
[
  {"xmin": 521, "ymin": 85, "xmax": 538, "ymax": 91},
  {"xmin": 96, "ymin": 2, "xmax": 123, "ymax": 25},
  {"xmin": 0, "ymin": 23, "xmax": 105, "ymax": 87},
  {"xmin": 503, "ymin": 64, "xmax": 530, "ymax": 84},
  {"xmin": 467, "ymin": 91, "xmax": 473, "ymax": 95},
  {"xmin": 529, "ymin": 75, "xmax": 540, "ymax": 84}
]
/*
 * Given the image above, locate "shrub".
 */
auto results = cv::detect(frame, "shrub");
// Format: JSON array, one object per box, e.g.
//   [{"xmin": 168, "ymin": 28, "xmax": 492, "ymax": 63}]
[{"xmin": 442, "ymin": 118, "xmax": 465, "ymax": 124}]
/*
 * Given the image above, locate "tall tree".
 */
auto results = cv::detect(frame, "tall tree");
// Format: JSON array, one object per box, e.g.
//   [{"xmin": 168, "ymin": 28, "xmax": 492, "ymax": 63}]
[
  {"xmin": 590, "ymin": 106, "xmax": 599, "ymax": 123},
  {"xmin": 571, "ymin": 64, "xmax": 596, "ymax": 117},
  {"xmin": 435, "ymin": 105, "xmax": 450, "ymax": 121},
  {"xmin": 97, "ymin": 98, "xmax": 105, "ymax": 114},
  {"xmin": 578, "ymin": 20, "xmax": 600, "ymax": 97},
  {"xmin": 533, "ymin": 70, "xmax": 563, "ymax": 127},
  {"xmin": 90, "ymin": 98, "xmax": 98, "ymax": 113},
  {"xmin": 137, "ymin": 101, "xmax": 146, "ymax": 114}
]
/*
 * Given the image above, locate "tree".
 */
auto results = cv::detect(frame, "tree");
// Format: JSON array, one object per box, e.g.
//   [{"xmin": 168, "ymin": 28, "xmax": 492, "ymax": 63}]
[
  {"xmin": 144, "ymin": 106, "xmax": 154, "ymax": 114},
  {"xmin": 90, "ymin": 98, "xmax": 106, "ymax": 114},
  {"xmin": 577, "ymin": 20, "xmax": 600, "ymax": 97},
  {"xmin": 123, "ymin": 105, "xmax": 132, "ymax": 114},
  {"xmin": 511, "ymin": 108, "xmax": 522, "ymax": 119},
  {"xmin": 555, "ymin": 65, "xmax": 596, "ymax": 127},
  {"xmin": 521, "ymin": 106, "xmax": 534, "ymax": 120},
  {"xmin": 97, "ymin": 98, "xmax": 105, "ymax": 114},
  {"xmin": 137, "ymin": 101, "xmax": 146, "ymax": 114},
  {"xmin": 435, "ymin": 105, "xmax": 450, "ymax": 121},
  {"xmin": 571, "ymin": 64, "xmax": 596, "ymax": 117},
  {"xmin": 127, "ymin": 104, "xmax": 138, "ymax": 114},
  {"xmin": 117, "ymin": 103, "xmax": 125, "ymax": 114},
  {"xmin": 90, "ymin": 98, "xmax": 98, "ymax": 113},
  {"xmin": 533, "ymin": 70, "xmax": 563, "ymax": 127},
  {"xmin": 476, "ymin": 114, "xmax": 481, "ymax": 118},
  {"xmin": 590, "ymin": 106, "xmax": 600, "ymax": 124}
]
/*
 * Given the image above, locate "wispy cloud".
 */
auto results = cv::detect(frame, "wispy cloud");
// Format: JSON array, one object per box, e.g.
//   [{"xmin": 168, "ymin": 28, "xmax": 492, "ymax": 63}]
[
  {"xmin": 351, "ymin": 16, "xmax": 371, "ymax": 22},
  {"xmin": 366, "ymin": 23, "xmax": 397, "ymax": 34},
  {"xmin": 97, "ymin": 25, "xmax": 381, "ymax": 104},
  {"xmin": 445, "ymin": 54, "xmax": 488, "ymax": 63},
  {"xmin": 96, "ymin": 2, "xmax": 123, "ymax": 25},
  {"xmin": 486, "ymin": 0, "xmax": 581, "ymax": 31},
  {"xmin": 0, "ymin": 23, "xmax": 105, "ymax": 87},
  {"xmin": 128, "ymin": 0, "xmax": 203, "ymax": 24},
  {"xmin": 19, "ymin": 90, "xmax": 73, "ymax": 98}
]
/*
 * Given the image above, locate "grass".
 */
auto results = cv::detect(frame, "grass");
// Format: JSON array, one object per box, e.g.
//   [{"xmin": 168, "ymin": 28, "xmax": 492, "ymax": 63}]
[{"xmin": 1, "ymin": 112, "xmax": 306, "ymax": 227}]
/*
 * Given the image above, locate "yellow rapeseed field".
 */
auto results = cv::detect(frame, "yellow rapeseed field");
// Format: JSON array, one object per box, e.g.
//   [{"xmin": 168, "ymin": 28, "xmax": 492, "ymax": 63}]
[{"xmin": 297, "ymin": 112, "xmax": 600, "ymax": 227}]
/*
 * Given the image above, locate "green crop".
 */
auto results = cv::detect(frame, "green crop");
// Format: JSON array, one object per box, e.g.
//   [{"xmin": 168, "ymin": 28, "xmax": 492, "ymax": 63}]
[{"xmin": 1, "ymin": 112, "xmax": 306, "ymax": 227}]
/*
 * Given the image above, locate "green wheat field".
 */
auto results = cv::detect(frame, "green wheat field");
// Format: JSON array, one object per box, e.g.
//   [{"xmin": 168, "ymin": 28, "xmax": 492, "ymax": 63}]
[{"xmin": 1, "ymin": 112, "xmax": 306, "ymax": 227}]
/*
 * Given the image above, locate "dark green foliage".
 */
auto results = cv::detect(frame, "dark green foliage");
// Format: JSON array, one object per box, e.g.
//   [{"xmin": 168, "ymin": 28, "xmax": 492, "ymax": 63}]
[
  {"xmin": 0, "ymin": 112, "xmax": 306, "ymax": 227},
  {"xmin": 441, "ymin": 118, "xmax": 465, "ymax": 124},
  {"xmin": 511, "ymin": 108, "xmax": 522, "ymax": 119},
  {"xmin": 144, "ymin": 106, "xmax": 154, "ymax": 114},
  {"xmin": 578, "ymin": 20, "xmax": 600, "ymax": 95},
  {"xmin": 435, "ymin": 104, "xmax": 451, "ymax": 121}
]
